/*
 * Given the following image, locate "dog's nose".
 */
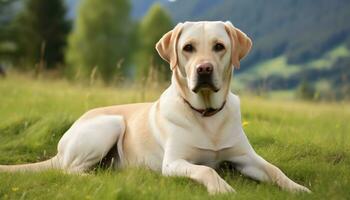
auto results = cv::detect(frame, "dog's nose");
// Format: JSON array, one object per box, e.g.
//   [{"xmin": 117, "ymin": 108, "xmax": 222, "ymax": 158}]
[{"xmin": 196, "ymin": 63, "xmax": 213, "ymax": 75}]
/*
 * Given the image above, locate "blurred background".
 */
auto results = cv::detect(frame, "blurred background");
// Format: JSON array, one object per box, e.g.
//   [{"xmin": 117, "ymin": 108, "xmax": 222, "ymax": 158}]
[{"xmin": 0, "ymin": 0, "xmax": 349, "ymax": 101}]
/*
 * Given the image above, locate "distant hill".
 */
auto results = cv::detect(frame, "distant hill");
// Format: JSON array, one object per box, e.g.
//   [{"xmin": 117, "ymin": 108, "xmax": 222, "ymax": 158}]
[
  {"xmin": 165, "ymin": 0, "xmax": 350, "ymax": 66},
  {"xmin": 164, "ymin": 0, "xmax": 350, "ymax": 98}
]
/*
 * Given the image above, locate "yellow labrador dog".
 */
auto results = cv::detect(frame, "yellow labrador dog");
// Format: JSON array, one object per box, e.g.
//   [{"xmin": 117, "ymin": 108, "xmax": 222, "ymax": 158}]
[{"xmin": 0, "ymin": 21, "xmax": 310, "ymax": 194}]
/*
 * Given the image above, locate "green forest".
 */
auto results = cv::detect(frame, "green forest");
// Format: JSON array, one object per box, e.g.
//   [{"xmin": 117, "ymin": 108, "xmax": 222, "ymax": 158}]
[{"xmin": 0, "ymin": 0, "xmax": 173, "ymax": 83}]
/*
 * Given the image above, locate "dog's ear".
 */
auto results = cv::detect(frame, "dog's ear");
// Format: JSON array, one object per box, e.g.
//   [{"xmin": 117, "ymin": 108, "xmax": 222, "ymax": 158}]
[
  {"xmin": 224, "ymin": 21, "xmax": 252, "ymax": 69},
  {"xmin": 156, "ymin": 23, "xmax": 183, "ymax": 70}
]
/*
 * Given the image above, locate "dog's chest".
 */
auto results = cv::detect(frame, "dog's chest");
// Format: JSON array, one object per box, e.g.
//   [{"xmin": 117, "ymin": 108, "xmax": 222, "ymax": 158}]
[
  {"xmin": 184, "ymin": 116, "xmax": 238, "ymax": 151},
  {"xmin": 169, "ymin": 115, "xmax": 243, "ymax": 166},
  {"xmin": 187, "ymin": 147, "xmax": 232, "ymax": 168}
]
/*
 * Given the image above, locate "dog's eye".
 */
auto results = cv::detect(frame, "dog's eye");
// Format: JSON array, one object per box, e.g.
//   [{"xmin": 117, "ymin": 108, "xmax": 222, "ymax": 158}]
[
  {"xmin": 213, "ymin": 43, "xmax": 225, "ymax": 52},
  {"xmin": 183, "ymin": 44, "xmax": 195, "ymax": 53}
]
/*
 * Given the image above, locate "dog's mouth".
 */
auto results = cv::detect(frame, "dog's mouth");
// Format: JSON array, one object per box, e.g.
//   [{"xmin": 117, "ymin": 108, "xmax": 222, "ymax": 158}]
[
  {"xmin": 192, "ymin": 83, "xmax": 219, "ymax": 93},
  {"xmin": 192, "ymin": 74, "xmax": 219, "ymax": 93}
]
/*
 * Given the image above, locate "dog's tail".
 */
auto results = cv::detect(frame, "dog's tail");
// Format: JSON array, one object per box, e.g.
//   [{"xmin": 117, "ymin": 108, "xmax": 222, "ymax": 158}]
[{"xmin": 0, "ymin": 156, "xmax": 60, "ymax": 172}]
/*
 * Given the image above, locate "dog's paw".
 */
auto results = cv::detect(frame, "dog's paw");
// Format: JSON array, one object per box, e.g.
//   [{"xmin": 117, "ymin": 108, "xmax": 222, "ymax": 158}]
[
  {"xmin": 288, "ymin": 183, "xmax": 312, "ymax": 193},
  {"xmin": 207, "ymin": 176, "xmax": 236, "ymax": 195},
  {"xmin": 294, "ymin": 184, "xmax": 312, "ymax": 193}
]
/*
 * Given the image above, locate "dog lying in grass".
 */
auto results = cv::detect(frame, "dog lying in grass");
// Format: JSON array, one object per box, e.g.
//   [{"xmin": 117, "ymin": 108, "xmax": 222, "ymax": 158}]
[{"xmin": 0, "ymin": 21, "xmax": 311, "ymax": 194}]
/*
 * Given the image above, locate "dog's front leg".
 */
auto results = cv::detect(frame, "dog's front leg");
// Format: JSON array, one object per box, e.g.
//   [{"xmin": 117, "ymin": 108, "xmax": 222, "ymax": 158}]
[
  {"xmin": 231, "ymin": 152, "xmax": 311, "ymax": 193},
  {"xmin": 229, "ymin": 133, "xmax": 311, "ymax": 193},
  {"xmin": 162, "ymin": 158, "xmax": 235, "ymax": 194}
]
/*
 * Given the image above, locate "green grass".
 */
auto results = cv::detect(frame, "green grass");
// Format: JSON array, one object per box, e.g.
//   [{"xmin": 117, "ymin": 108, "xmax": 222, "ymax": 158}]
[{"xmin": 0, "ymin": 74, "xmax": 350, "ymax": 199}]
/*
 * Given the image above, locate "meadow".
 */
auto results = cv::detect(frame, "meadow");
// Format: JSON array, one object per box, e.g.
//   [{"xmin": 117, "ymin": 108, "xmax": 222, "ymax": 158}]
[{"xmin": 0, "ymin": 74, "xmax": 349, "ymax": 199}]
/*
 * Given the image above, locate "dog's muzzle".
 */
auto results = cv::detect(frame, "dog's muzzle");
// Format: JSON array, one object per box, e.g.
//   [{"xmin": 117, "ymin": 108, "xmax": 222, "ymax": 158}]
[{"xmin": 192, "ymin": 63, "xmax": 219, "ymax": 93}]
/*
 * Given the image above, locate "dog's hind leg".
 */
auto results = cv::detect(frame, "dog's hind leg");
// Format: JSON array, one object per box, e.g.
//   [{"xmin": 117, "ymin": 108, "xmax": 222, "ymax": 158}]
[
  {"xmin": 55, "ymin": 115, "xmax": 125, "ymax": 173},
  {"xmin": 0, "ymin": 115, "xmax": 125, "ymax": 173}
]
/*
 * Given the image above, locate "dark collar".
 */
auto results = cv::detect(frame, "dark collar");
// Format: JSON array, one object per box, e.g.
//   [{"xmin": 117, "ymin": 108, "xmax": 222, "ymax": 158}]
[{"xmin": 183, "ymin": 98, "xmax": 226, "ymax": 117}]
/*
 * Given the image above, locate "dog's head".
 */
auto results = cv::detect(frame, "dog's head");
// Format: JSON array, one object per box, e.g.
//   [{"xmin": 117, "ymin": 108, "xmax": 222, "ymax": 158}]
[{"xmin": 156, "ymin": 21, "xmax": 252, "ymax": 111}]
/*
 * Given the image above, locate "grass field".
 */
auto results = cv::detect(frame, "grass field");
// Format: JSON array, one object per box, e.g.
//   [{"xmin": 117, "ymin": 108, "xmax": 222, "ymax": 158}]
[{"xmin": 0, "ymin": 74, "xmax": 349, "ymax": 199}]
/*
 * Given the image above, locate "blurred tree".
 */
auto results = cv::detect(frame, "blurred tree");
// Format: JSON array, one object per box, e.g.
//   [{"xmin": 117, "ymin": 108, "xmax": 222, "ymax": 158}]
[
  {"xmin": 136, "ymin": 4, "xmax": 173, "ymax": 82},
  {"xmin": 13, "ymin": 0, "xmax": 70, "ymax": 69},
  {"xmin": 296, "ymin": 79, "xmax": 315, "ymax": 100},
  {"xmin": 66, "ymin": 0, "xmax": 132, "ymax": 83}
]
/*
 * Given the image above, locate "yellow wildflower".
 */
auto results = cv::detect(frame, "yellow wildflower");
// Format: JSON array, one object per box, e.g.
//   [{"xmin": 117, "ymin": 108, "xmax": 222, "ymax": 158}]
[{"xmin": 242, "ymin": 121, "xmax": 249, "ymax": 127}]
